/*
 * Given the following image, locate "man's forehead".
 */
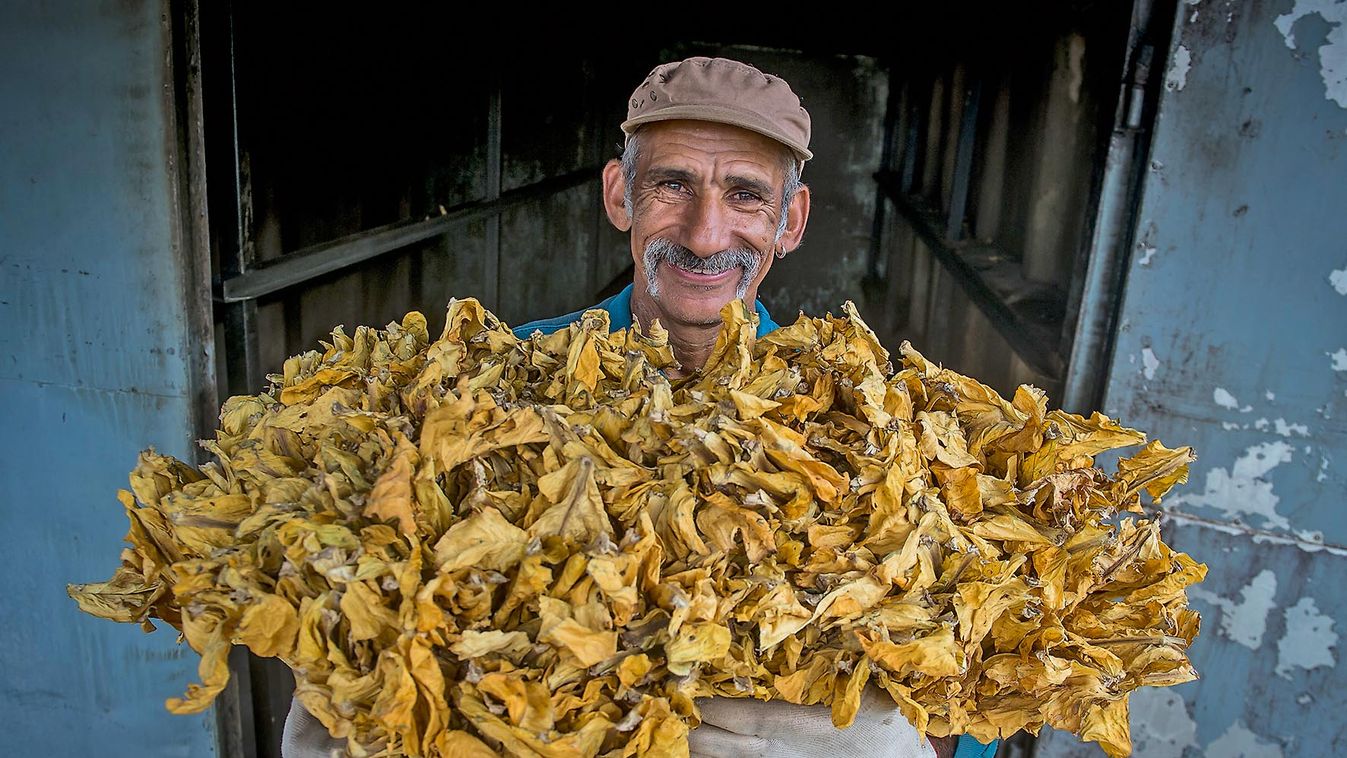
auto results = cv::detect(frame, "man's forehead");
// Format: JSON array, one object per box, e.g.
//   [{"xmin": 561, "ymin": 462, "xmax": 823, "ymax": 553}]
[{"xmin": 637, "ymin": 120, "xmax": 788, "ymax": 180}]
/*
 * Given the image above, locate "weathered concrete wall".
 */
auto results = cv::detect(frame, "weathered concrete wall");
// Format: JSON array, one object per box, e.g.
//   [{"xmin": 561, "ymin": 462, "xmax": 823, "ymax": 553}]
[
  {"xmin": 1034, "ymin": 0, "xmax": 1347, "ymax": 754},
  {"xmin": 0, "ymin": 1, "xmax": 218, "ymax": 754},
  {"xmin": 738, "ymin": 51, "xmax": 889, "ymax": 323}
]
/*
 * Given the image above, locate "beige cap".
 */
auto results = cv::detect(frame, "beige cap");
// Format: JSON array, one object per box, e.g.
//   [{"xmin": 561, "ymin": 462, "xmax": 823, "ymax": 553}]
[{"xmin": 621, "ymin": 57, "xmax": 813, "ymax": 165}]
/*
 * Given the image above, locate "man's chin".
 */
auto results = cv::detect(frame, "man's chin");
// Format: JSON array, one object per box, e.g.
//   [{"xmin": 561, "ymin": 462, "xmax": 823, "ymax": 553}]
[
  {"xmin": 647, "ymin": 270, "xmax": 755, "ymax": 327},
  {"xmin": 656, "ymin": 302, "xmax": 738, "ymax": 329}
]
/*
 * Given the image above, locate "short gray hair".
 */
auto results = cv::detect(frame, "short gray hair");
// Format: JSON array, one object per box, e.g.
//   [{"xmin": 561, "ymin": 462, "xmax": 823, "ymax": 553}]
[{"xmin": 620, "ymin": 132, "xmax": 803, "ymax": 242}]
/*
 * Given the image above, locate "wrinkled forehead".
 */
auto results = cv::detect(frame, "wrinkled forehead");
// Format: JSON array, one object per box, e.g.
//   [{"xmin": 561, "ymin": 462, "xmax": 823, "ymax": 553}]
[{"xmin": 636, "ymin": 120, "xmax": 793, "ymax": 184}]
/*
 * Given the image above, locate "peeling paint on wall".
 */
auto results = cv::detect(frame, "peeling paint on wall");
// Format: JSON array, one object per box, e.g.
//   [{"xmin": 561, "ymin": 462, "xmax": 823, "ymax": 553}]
[
  {"xmin": 1330, "ymin": 266, "xmax": 1347, "ymax": 294},
  {"xmin": 1329, "ymin": 348, "xmax": 1347, "ymax": 371},
  {"xmin": 1206, "ymin": 720, "xmax": 1286, "ymax": 757},
  {"xmin": 1275, "ymin": 596, "xmax": 1339, "ymax": 678},
  {"xmin": 1135, "ymin": 223, "xmax": 1158, "ymax": 269},
  {"xmin": 1189, "ymin": 569, "xmax": 1278, "ymax": 649},
  {"xmin": 1214, "ymin": 387, "xmax": 1252, "ymax": 412},
  {"xmin": 1170, "ymin": 441, "xmax": 1295, "ymax": 530},
  {"xmin": 1142, "ymin": 347, "xmax": 1160, "ymax": 380},
  {"xmin": 1272, "ymin": 418, "xmax": 1310, "ymax": 437},
  {"xmin": 1212, "ymin": 414, "xmax": 1318, "ymax": 439},
  {"xmin": 1274, "ymin": 0, "xmax": 1347, "ymax": 108},
  {"xmin": 1128, "ymin": 688, "xmax": 1198, "ymax": 758},
  {"xmin": 1166, "ymin": 45, "xmax": 1193, "ymax": 92}
]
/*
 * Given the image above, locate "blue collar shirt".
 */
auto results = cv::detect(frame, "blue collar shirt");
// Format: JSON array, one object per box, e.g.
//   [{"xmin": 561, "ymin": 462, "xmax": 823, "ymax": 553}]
[{"xmin": 511, "ymin": 282, "xmax": 781, "ymax": 340}]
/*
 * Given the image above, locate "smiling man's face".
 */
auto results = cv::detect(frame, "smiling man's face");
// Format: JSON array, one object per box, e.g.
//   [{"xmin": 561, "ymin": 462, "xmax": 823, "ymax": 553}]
[{"xmin": 601, "ymin": 120, "xmax": 810, "ymax": 331}]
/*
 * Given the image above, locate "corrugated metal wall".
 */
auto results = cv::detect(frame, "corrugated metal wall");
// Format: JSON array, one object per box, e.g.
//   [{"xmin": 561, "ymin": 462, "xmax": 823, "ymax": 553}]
[
  {"xmin": 0, "ymin": 1, "xmax": 218, "ymax": 755},
  {"xmin": 1034, "ymin": 0, "xmax": 1347, "ymax": 755}
]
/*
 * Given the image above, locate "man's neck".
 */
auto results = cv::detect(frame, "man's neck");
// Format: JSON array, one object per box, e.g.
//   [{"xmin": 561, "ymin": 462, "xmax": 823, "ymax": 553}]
[{"xmin": 630, "ymin": 294, "xmax": 721, "ymax": 379}]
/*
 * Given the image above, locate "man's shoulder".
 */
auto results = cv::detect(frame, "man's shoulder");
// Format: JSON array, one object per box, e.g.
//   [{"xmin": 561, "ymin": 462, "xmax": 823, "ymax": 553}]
[
  {"xmin": 510, "ymin": 307, "xmax": 591, "ymax": 339},
  {"xmin": 511, "ymin": 287, "xmax": 629, "ymax": 339},
  {"xmin": 509, "ymin": 285, "xmax": 783, "ymax": 339}
]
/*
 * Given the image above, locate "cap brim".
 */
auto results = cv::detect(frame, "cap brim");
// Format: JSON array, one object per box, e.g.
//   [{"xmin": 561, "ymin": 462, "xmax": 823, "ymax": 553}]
[{"xmin": 621, "ymin": 104, "xmax": 813, "ymax": 163}]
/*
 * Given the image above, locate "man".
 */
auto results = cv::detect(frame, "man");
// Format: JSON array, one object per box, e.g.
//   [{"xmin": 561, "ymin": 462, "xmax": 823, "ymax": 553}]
[
  {"xmin": 508, "ymin": 56, "xmax": 810, "ymax": 376},
  {"xmin": 284, "ymin": 56, "xmax": 995, "ymax": 758}
]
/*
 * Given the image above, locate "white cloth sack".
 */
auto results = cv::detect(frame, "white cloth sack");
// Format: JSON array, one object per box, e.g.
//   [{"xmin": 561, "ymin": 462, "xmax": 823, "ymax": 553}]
[{"xmin": 688, "ymin": 687, "xmax": 937, "ymax": 758}]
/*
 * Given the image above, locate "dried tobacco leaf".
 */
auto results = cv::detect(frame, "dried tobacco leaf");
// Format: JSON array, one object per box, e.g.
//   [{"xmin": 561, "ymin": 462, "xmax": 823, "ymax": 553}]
[{"xmin": 70, "ymin": 300, "xmax": 1204, "ymax": 758}]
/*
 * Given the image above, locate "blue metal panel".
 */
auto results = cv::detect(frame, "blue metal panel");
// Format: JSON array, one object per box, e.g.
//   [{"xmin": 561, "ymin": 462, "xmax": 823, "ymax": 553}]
[
  {"xmin": 1037, "ymin": 0, "xmax": 1347, "ymax": 755},
  {"xmin": 1104, "ymin": 0, "xmax": 1347, "ymax": 546},
  {"xmin": 1036, "ymin": 524, "xmax": 1345, "ymax": 756},
  {"xmin": 0, "ymin": 1, "xmax": 217, "ymax": 755}
]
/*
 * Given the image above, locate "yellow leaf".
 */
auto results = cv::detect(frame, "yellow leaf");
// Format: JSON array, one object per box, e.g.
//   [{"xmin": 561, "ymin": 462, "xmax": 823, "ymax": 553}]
[
  {"xmin": 433, "ymin": 507, "xmax": 528, "ymax": 573},
  {"xmin": 1080, "ymin": 698, "xmax": 1132, "ymax": 758},
  {"xmin": 530, "ymin": 456, "xmax": 613, "ymax": 546},
  {"xmin": 856, "ymin": 627, "xmax": 964, "ymax": 678},
  {"xmin": 478, "ymin": 671, "xmax": 555, "ymax": 733},
  {"xmin": 936, "ymin": 466, "xmax": 983, "ymax": 521},
  {"xmin": 165, "ymin": 617, "xmax": 232, "ymax": 714},
  {"xmin": 666, "ymin": 622, "xmax": 731, "ymax": 676},
  {"xmin": 830, "ymin": 655, "xmax": 872, "ymax": 728},
  {"xmin": 237, "ymin": 593, "xmax": 299, "ymax": 658},
  {"xmin": 363, "ymin": 432, "xmax": 420, "ymax": 536},
  {"xmin": 1113, "ymin": 440, "xmax": 1195, "ymax": 504},
  {"xmin": 543, "ymin": 617, "xmax": 617, "ymax": 667},
  {"xmin": 618, "ymin": 654, "xmax": 654, "ymax": 688},
  {"xmin": 449, "ymin": 630, "xmax": 533, "ymax": 660},
  {"xmin": 339, "ymin": 581, "xmax": 398, "ymax": 642},
  {"xmin": 729, "ymin": 389, "xmax": 782, "ymax": 420}
]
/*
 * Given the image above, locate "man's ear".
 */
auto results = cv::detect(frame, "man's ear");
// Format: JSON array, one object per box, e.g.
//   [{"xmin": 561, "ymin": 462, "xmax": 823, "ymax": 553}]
[
  {"xmin": 778, "ymin": 183, "xmax": 811, "ymax": 254},
  {"xmin": 601, "ymin": 159, "xmax": 632, "ymax": 232}
]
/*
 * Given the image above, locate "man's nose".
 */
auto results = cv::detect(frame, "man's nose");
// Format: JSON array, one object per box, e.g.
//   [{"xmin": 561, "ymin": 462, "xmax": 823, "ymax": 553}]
[{"xmin": 682, "ymin": 196, "xmax": 736, "ymax": 258}]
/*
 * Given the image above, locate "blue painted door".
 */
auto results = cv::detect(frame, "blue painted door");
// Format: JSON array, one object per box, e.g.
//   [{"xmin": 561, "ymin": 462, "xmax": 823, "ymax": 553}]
[{"xmin": 0, "ymin": 1, "xmax": 219, "ymax": 755}]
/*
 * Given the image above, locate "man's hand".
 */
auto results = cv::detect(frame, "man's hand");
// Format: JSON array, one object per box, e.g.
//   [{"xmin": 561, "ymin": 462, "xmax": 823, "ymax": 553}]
[
  {"xmin": 281, "ymin": 696, "xmax": 346, "ymax": 758},
  {"xmin": 687, "ymin": 686, "xmax": 937, "ymax": 758}
]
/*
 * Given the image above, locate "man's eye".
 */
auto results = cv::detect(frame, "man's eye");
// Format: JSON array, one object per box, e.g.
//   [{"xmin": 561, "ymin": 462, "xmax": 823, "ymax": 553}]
[
  {"xmin": 660, "ymin": 180, "xmax": 684, "ymax": 191},
  {"xmin": 733, "ymin": 191, "xmax": 762, "ymax": 202}
]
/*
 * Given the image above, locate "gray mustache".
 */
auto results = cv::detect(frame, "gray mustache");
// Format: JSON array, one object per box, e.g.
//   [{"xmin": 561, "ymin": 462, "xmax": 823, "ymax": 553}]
[
  {"xmin": 643, "ymin": 239, "xmax": 762, "ymax": 299},
  {"xmin": 648, "ymin": 239, "xmax": 758, "ymax": 274}
]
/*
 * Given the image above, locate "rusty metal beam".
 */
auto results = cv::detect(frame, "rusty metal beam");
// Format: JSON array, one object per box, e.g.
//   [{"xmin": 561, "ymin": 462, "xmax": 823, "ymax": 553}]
[{"xmin": 218, "ymin": 167, "xmax": 599, "ymax": 303}]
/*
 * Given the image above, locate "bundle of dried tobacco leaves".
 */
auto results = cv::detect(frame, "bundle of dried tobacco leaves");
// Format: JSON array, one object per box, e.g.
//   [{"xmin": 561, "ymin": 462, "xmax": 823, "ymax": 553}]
[{"xmin": 69, "ymin": 299, "xmax": 1203, "ymax": 757}]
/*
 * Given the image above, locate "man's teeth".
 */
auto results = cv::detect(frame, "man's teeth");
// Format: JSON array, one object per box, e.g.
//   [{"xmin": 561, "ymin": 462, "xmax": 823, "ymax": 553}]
[{"xmin": 672, "ymin": 263, "xmax": 727, "ymax": 275}]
